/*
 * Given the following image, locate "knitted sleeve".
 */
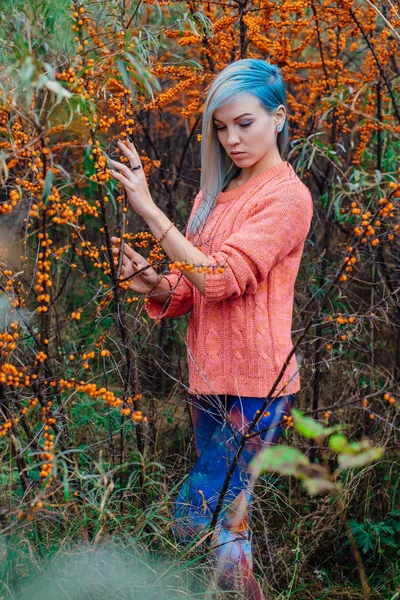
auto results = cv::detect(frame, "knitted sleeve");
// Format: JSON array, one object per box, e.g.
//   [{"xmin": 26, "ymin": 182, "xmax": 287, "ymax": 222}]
[
  {"xmin": 144, "ymin": 191, "xmax": 204, "ymax": 321},
  {"xmin": 144, "ymin": 270, "xmax": 194, "ymax": 320},
  {"xmin": 204, "ymin": 188, "xmax": 313, "ymax": 302}
]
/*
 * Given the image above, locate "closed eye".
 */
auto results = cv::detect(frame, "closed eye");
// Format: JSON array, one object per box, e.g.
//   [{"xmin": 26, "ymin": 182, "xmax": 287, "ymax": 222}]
[{"xmin": 215, "ymin": 123, "xmax": 252, "ymax": 131}]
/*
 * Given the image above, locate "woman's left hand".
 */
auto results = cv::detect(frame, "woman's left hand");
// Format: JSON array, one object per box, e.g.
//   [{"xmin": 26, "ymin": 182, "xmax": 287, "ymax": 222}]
[{"xmin": 109, "ymin": 139, "xmax": 157, "ymax": 219}]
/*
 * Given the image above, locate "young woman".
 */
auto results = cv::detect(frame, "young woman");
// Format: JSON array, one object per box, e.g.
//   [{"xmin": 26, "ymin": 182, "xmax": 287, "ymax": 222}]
[{"xmin": 110, "ymin": 59, "xmax": 313, "ymax": 599}]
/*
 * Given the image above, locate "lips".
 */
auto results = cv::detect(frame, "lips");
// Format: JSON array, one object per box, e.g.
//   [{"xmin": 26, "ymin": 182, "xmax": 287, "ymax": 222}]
[{"xmin": 231, "ymin": 152, "xmax": 245, "ymax": 157}]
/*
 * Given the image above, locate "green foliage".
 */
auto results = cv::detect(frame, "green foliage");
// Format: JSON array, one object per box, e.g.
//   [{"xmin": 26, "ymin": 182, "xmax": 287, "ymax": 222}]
[
  {"xmin": 250, "ymin": 443, "xmax": 336, "ymax": 496},
  {"xmin": 251, "ymin": 445, "xmax": 309, "ymax": 477},
  {"xmin": 348, "ymin": 512, "xmax": 400, "ymax": 557},
  {"xmin": 250, "ymin": 410, "xmax": 384, "ymax": 497},
  {"xmin": 291, "ymin": 408, "xmax": 342, "ymax": 439}
]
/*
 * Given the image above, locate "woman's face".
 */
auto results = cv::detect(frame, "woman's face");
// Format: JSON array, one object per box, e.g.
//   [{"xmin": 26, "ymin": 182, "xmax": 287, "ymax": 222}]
[{"xmin": 212, "ymin": 93, "xmax": 286, "ymax": 168}]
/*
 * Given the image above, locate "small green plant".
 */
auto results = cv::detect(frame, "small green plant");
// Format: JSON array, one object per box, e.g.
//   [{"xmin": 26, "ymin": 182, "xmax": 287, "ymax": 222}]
[{"xmin": 348, "ymin": 512, "xmax": 400, "ymax": 557}]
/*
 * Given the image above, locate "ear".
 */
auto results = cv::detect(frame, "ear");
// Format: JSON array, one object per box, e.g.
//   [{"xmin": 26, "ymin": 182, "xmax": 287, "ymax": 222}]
[{"xmin": 275, "ymin": 104, "xmax": 287, "ymax": 124}]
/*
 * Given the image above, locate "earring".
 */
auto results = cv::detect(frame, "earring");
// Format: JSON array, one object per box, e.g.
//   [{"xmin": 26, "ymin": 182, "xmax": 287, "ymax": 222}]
[{"xmin": 276, "ymin": 123, "xmax": 283, "ymax": 133}]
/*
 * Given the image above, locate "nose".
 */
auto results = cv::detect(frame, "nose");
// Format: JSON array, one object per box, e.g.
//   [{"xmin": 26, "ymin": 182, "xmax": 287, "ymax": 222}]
[{"xmin": 226, "ymin": 127, "xmax": 241, "ymax": 146}]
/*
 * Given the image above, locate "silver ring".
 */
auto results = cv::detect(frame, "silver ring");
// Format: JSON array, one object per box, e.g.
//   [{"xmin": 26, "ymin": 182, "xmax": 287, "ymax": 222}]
[{"xmin": 131, "ymin": 165, "xmax": 141, "ymax": 171}]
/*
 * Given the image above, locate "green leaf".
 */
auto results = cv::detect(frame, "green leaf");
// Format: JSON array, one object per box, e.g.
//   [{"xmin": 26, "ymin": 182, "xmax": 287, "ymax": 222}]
[
  {"xmin": 292, "ymin": 408, "xmax": 341, "ymax": 439},
  {"xmin": 116, "ymin": 58, "xmax": 136, "ymax": 99},
  {"xmin": 338, "ymin": 446, "xmax": 384, "ymax": 469},
  {"xmin": 303, "ymin": 477, "xmax": 336, "ymax": 496},
  {"xmin": 42, "ymin": 169, "xmax": 55, "ymax": 203},
  {"xmin": 20, "ymin": 55, "xmax": 35, "ymax": 86},
  {"xmin": 251, "ymin": 447, "xmax": 337, "ymax": 496},
  {"xmin": 329, "ymin": 433, "xmax": 349, "ymax": 452},
  {"xmin": 45, "ymin": 79, "xmax": 72, "ymax": 99},
  {"xmin": 250, "ymin": 445, "xmax": 309, "ymax": 478},
  {"xmin": 346, "ymin": 441, "xmax": 363, "ymax": 454}
]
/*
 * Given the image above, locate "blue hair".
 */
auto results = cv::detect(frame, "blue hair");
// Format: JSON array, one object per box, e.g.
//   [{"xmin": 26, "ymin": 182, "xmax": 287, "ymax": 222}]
[{"xmin": 188, "ymin": 59, "xmax": 288, "ymax": 238}]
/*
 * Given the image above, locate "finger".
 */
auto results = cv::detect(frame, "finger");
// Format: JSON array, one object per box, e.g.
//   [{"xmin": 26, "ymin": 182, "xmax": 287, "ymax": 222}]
[
  {"xmin": 118, "ymin": 254, "xmax": 134, "ymax": 275},
  {"xmin": 117, "ymin": 139, "xmax": 133, "ymax": 154},
  {"xmin": 116, "ymin": 140, "xmax": 136, "ymax": 167},
  {"xmin": 118, "ymin": 139, "xmax": 143, "ymax": 170},
  {"xmin": 109, "ymin": 160, "xmax": 135, "ymax": 179},
  {"xmin": 111, "ymin": 237, "xmax": 128, "ymax": 253},
  {"xmin": 111, "ymin": 238, "xmax": 141, "ymax": 263},
  {"xmin": 124, "ymin": 255, "xmax": 136, "ymax": 270},
  {"xmin": 109, "ymin": 169, "xmax": 133, "ymax": 189},
  {"xmin": 112, "ymin": 244, "xmax": 136, "ymax": 269},
  {"xmin": 125, "ymin": 139, "xmax": 137, "ymax": 153},
  {"xmin": 130, "ymin": 249, "xmax": 148, "ymax": 266},
  {"xmin": 111, "ymin": 241, "xmax": 132, "ymax": 268},
  {"xmin": 120, "ymin": 242, "xmax": 136, "ymax": 261},
  {"xmin": 112, "ymin": 239, "xmax": 146, "ymax": 267},
  {"xmin": 117, "ymin": 139, "xmax": 139, "ymax": 168}
]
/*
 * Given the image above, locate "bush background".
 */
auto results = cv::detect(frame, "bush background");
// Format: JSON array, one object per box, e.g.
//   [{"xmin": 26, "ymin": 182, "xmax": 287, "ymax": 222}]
[{"xmin": 0, "ymin": 1, "xmax": 399, "ymax": 598}]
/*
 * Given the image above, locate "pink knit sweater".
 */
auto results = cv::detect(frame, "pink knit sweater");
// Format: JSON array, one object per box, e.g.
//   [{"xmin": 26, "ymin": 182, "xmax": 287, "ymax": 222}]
[{"xmin": 145, "ymin": 160, "xmax": 313, "ymax": 398}]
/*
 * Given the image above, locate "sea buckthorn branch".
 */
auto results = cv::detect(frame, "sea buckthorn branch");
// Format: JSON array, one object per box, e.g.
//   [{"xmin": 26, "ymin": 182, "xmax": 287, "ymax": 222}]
[
  {"xmin": 49, "ymin": 237, "xmax": 78, "ymax": 306},
  {"xmin": 310, "ymin": 2, "xmax": 330, "ymax": 96},
  {"xmin": 0, "ymin": 385, "xmax": 31, "ymax": 494},
  {"xmin": 90, "ymin": 129, "xmax": 145, "ymax": 473},
  {"xmin": 0, "ymin": 357, "xmax": 62, "ymax": 492},
  {"xmin": 250, "ymin": 385, "xmax": 400, "ymax": 441},
  {"xmin": 2, "ymin": 119, "xmax": 71, "ymax": 476},
  {"xmin": 124, "ymin": 0, "xmax": 144, "ymax": 30},
  {"xmin": 70, "ymin": 2, "xmax": 88, "ymax": 59},
  {"xmin": 0, "ymin": 369, "xmax": 145, "ymax": 438},
  {"xmin": 116, "ymin": 198, "xmax": 128, "ymax": 281},
  {"xmin": 348, "ymin": 183, "xmax": 399, "ymax": 249},
  {"xmin": 114, "ymin": 96, "xmax": 135, "ymax": 282},
  {"xmin": 345, "ymin": 3, "xmax": 400, "ymax": 125},
  {"xmin": 34, "ymin": 142, "xmax": 72, "ymax": 449}
]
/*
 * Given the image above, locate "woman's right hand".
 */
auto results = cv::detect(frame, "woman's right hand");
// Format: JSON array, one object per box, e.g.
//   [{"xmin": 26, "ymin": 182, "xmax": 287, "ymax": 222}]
[{"xmin": 111, "ymin": 236, "xmax": 162, "ymax": 295}]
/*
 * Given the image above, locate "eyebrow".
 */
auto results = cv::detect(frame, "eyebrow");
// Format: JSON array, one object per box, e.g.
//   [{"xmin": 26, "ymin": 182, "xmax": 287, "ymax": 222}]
[{"xmin": 213, "ymin": 113, "xmax": 254, "ymax": 123}]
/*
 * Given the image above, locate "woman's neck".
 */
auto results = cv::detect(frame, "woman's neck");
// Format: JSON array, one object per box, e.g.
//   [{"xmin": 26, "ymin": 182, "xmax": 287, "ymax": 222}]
[{"xmin": 233, "ymin": 153, "xmax": 283, "ymax": 187}]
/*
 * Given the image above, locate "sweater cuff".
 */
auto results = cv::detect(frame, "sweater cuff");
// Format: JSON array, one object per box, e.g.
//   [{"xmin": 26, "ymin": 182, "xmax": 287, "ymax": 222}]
[
  {"xmin": 144, "ymin": 277, "xmax": 174, "ymax": 320},
  {"xmin": 144, "ymin": 272, "xmax": 194, "ymax": 320},
  {"xmin": 204, "ymin": 252, "xmax": 249, "ymax": 302},
  {"xmin": 204, "ymin": 258, "xmax": 229, "ymax": 301}
]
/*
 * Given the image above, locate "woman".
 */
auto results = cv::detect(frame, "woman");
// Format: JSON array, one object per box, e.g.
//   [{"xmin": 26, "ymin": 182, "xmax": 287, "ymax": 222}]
[{"xmin": 110, "ymin": 59, "xmax": 313, "ymax": 599}]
